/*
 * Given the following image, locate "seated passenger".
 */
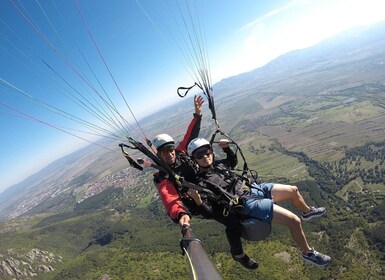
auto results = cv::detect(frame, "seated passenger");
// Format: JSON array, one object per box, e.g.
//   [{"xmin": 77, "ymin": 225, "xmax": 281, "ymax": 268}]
[{"xmin": 186, "ymin": 137, "xmax": 331, "ymax": 267}]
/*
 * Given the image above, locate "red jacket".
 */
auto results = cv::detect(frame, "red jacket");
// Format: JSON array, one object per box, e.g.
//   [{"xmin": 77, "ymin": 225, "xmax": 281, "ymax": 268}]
[{"xmin": 154, "ymin": 114, "xmax": 201, "ymax": 222}]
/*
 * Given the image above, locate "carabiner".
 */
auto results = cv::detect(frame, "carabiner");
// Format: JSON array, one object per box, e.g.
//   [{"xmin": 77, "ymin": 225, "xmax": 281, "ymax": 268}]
[{"xmin": 223, "ymin": 207, "xmax": 229, "ymax": 217}]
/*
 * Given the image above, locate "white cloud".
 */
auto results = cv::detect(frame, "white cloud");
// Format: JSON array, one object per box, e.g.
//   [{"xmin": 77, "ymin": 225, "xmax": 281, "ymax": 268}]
[{"xmin": 236, "ymin": 0, "xmax": 305, "ymax": 34}]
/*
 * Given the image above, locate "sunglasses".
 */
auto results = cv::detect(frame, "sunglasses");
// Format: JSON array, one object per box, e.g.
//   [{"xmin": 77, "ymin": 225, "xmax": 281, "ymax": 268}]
[
  {"xmin": 194, "ymin": 148, "xmax": 212, "ymax": 160},
  {"xmin": 160, "ymin": 147, "xmax": 175, "ymax": 156}
]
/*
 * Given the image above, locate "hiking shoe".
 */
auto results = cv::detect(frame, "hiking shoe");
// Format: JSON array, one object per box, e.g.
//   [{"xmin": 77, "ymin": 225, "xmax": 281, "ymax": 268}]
[
  {"xmin": 302, "ymin": 249, "xmax": 331, "ymax": 267},
  {"xmin": 301, "ymin": 206, "xmax": 326, "ymax": 221},
  {"xmin": 232, "ymin": 254, "xmax": 258, "ymax": 269}
]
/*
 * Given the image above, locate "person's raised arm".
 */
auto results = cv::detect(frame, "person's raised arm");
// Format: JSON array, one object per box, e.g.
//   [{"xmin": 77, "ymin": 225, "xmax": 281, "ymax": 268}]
[
  {"xmin": 194, "ymin": 95, "xmax": 204, "ymax": 116},
  {"xmin": 218, "ymin": 139, "xmax": 238, "ymax": 169},
  {"xmin": 177, "ymin": 95, "xmax": 204, "ymax": 153}
]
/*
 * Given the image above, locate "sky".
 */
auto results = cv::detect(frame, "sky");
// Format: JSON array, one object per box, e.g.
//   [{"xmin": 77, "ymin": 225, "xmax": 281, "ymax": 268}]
[{"xmin": 1, "ymin": 0, "xmax": 385, "ymax": 193}]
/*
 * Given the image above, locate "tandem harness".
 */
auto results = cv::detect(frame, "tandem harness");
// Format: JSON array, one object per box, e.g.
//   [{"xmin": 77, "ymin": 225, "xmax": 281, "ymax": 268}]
[
  {"xmin": 196, "ymin": 171, "xmax": 272, "ymax": 242},
  {"xmin": 120, "ymin": 139, "xmax": 270, "ymax": 242},
  {"xmin": 209, "ymin": 128, "xmax": 258, "ymax": 181}
]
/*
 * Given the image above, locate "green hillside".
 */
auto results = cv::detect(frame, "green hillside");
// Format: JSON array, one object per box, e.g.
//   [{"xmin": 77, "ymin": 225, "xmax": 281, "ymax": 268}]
[{"xmin": 1, "ymin": 89, "xmax": 385, "ymax": 279}]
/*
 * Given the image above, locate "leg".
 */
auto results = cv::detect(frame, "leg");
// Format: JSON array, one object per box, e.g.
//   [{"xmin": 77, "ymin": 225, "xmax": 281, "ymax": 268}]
[
  {"xmin": 271, "ymin": 184, "xmax": 310, "ymax": 213},
  {"xmin": 272, "ymin": 204, "xmax": 312, "ymax": 253},
  {"xmin": 212, "ymin": 211, "xmax": 243, "ymax": 255},
  {"xmin": 215, "ymin": 213, "xmax": 258, "ymax": 269},
  {"xmin": 223, "ymin": 214, "xmax": 243, "ymax": 256},
  {"xmin": 269, "ymin": 202, "xmax": 331, "ymax": 267}
]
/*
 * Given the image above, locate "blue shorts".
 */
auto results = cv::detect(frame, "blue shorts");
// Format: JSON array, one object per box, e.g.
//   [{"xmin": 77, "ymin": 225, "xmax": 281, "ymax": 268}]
[{"xmin": 243, "ymin": 182, "xmax": 274, "ymax": 223}]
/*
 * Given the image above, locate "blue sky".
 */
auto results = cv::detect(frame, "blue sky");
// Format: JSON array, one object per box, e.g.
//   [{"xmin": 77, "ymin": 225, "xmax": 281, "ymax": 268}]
[{"xmin": 1, "ymin": 0, "xmax": 385, "ymax": 193}]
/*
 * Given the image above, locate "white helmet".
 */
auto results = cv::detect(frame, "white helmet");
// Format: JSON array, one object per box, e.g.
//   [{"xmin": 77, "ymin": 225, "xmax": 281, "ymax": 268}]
[
  {"xmin": 187, "ymin": 138, "xmax": 211, "ymax": 157},
  {"xmin": 153, "ymin": 134, "xmax": 175, "ymax": 150}
]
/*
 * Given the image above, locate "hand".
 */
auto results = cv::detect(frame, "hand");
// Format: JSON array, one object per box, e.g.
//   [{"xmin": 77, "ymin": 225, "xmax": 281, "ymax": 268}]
[
  {"xmin": 218, "ymin": 138, "xmax": 230, "ymax": 149},
  {"xmin": 187, "ymin": 188, "xmax": 202, "ymax": 206},
  {"xmin": 179, "ymin": 214, "xmax": 190, "ymax": 227},
  {"xmin": 194, "ymin": 95, "xmax": 204, "ymax": 116}
]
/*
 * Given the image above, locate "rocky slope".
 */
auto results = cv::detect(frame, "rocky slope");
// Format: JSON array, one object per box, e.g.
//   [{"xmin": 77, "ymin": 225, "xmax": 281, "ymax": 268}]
[{"xmin": 0, "ymin": 249, "xmax": 62, "ymax": 279}]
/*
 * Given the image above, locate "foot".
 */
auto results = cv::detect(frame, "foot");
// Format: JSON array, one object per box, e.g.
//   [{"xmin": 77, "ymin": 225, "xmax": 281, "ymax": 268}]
[
  {"xmin": 301, "ymin": 206, "xmax": 326, "ymax": 221},
  {"xmin": 302, "ymin": 249, "xmax": 331, "ymax": 267},
  {"xmin": 232, "ymin": 254, "xmax": 258, "ymax": 269}
]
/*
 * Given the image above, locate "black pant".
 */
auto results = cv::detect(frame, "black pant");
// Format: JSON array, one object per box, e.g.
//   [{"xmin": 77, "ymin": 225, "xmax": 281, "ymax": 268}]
[{"xmin": 211, "ymin": 205, "xmax": 243, "ymax": 255}]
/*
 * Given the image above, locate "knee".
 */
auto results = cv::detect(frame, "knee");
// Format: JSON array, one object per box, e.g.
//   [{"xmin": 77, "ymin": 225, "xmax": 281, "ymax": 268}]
[
  {"xmin": 290, "ymin": 185, "xmax": 301, "ymax": 197},
  {"xmin": 291, "ymin": 185, "xmax": 299, "ymax": 193},
  {"xmin": 287, "ymin": 213, "xmax": 302, "ymax": 229}
]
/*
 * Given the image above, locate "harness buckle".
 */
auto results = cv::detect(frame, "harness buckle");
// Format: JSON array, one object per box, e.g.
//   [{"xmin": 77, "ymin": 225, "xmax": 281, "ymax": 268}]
[{"xmin": 233, "ymin": 196, "xmax": 239, "ymax": 205}]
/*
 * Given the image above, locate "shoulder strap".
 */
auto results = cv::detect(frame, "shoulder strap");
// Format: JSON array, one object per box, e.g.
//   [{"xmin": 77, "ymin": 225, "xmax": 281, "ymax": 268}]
[{"xmin": 210, "ymin": 129, "xmax": 258, "ymax": 180}]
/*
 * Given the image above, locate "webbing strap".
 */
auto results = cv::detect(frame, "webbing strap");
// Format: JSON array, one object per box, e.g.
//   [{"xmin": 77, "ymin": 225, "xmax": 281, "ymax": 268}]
[
  {"xmin": 177, "ymin": 83, "xmax": 200, "ymax": 97},
  {"xmin": 119, "ymin": 143, "xmax": 143, "ymax": 171},
  {"xmin": 177, "ymin": 83, "xmax": 216, "ymax": 121},
  {"xmin": 200, "ymin": 179, "xmax": 241, "ymax": 208},
  {"xmin": 121, "ymin": 137, "xmax": 183, "ymax": 187},
  {"xmin": 181, "ymin": 180, "xmax": 215, "ymax": 197},
  {"xmin": 209, "ymin": 129, "xmax": 257, "ymax": 180}
]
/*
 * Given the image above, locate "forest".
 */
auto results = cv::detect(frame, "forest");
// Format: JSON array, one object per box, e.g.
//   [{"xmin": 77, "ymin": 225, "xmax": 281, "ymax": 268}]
[{"xmin": 1, "ymin": 127, "xmax": 384, "ymax": 279}]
